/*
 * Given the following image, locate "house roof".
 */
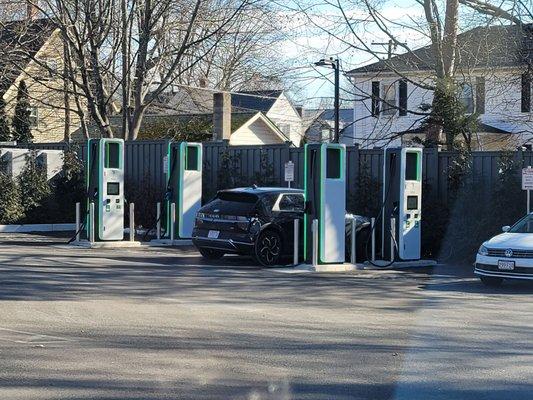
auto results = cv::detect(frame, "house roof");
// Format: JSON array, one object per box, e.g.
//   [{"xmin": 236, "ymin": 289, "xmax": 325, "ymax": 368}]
[
  {"xmin": 348, "ymin": 23, "xmax": 533, "ymax": 75},
  {"xmin": 149, "ymin": 88, "xmax": 285, "ymax": 115},
  {"xmin": 403, "ymin": 122, "xmax": 514, "ymax": 135},
  {"xmin": 0, "ymin": 18, "xmax": 57, "ymax": 95},
  {"xmin": 231, "ymin": 90, "xmax": 283, "ymax": 113}
]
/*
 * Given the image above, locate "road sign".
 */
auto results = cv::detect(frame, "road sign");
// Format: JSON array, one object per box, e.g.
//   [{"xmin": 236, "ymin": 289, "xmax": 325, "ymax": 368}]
[
  {"xmin": 285, "ymin": 161, "xmax": 294, "ymax": 183},
  {"xmin": 522, "ymin": 167, "xmax": 533, "ymax": 190}
]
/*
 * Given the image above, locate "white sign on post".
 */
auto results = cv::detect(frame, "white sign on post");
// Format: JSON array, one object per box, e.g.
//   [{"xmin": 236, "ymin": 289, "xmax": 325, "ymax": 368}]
[
  {"xmin": 285, "ymin": 161, "xmax": 294, "ymax": 188},
  {"xmin": 522, "ymin": 167, "xmax": 533, "ymax": 190},
  {"xmin": 522, "ymin": 167, "xmax": 533, "ymax": 214}
]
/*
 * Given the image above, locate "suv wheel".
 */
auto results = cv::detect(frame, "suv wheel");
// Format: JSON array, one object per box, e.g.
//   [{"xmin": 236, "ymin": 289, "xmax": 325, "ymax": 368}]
[
  {"xmin": 255, "ymin": 230, "xmax": 282, "ymax": 266},
  {"xmin": 480, "ymin": 276, "xmax": 503, "ymax": 287},
  {"xmin": 198, "ymin": 247, "xmax": 225, "ymax": 260}
]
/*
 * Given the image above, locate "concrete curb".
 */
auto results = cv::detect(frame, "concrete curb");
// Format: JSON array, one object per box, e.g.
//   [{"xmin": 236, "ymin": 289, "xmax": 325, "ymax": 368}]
[{"xmin": 0, "ymin": 223, "xmax": 75, "ymax": 233}]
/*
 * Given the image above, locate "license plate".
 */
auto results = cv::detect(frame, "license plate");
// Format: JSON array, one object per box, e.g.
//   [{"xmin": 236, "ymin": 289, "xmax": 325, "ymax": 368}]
[
  {"xmin": 498, "ymin": 260, "xmax": 515, "ymax": 270},
  {"xmin": 207, "ymin": 230, "xmax": 219, "ymax": 239}
]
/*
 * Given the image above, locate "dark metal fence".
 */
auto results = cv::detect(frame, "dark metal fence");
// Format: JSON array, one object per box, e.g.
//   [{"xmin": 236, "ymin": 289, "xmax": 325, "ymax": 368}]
[{"xmin": 8, "ymin": 140, "xmax": 530, "ymax": 206}]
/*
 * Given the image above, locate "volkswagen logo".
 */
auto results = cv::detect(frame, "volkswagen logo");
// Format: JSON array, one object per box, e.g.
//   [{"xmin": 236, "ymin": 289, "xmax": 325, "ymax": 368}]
[{"xmin": 505, "ymin": 249, "xmax": 513, "ymax": 258}]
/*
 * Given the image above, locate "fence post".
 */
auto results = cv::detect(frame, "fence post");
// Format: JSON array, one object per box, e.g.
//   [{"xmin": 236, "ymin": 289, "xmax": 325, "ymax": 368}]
[
  {"xmin": 371, "ymin": 217, "xmax": 376, "ymax": 262},
  {"xmin": 156, "ymin": 202, "xmax": 161, "ymax": 240},
  {"xmin": 390, "ymin": 217, "xmax": 396, "ymax": 263},
  {"xmin": 312, "ymin": 219, "xmax": 318, "ymax": 268},
  {"xmin": 75, "ymin": 202, "xmax": 80, "ymax": 242},
  {"xmin": 89, "ymin": 202, "xmax": 95, "ymax": 243},
  {"xmin": 129, "ymin": 203, "xmax": 135, "ymax": 242},
  {"xmin": 351, "ymin": 218, "xmax": 356, "ymax": 265},
  {"xmin": 293, "ymin": 219, "xmax": 299, "ymax": 265},
  {"xmin": 170, "ymin": 202, "xmax": 176, "ymax": 241}
]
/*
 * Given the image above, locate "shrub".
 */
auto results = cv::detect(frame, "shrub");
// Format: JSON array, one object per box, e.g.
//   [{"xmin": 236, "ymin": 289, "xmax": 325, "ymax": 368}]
[
  {"xmin": 17, "ymin": 150, "xmax": 52, "ymax": 223},
  {"xmin": 0, "ymin": 172, "xmax": 24, "ymax": 224},
  {"xmin": 12, "ymin": 80, "xmax": 33, "ymax": 144}
]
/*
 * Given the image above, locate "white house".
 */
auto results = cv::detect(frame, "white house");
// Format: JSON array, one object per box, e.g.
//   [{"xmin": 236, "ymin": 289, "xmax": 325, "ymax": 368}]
[
  {"xmin": 347, "ymin": 24, "xmax": 533, "ymax": 150},
  {"xmin": 150, "ymin": 88, "xmax": 304, "ymax": 146}
]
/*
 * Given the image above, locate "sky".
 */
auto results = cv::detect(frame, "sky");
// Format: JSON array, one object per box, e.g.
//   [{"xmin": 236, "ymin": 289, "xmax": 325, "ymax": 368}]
[{"xmin": 274, "ymin": 0, "xmax": 429, "ymax": 108}]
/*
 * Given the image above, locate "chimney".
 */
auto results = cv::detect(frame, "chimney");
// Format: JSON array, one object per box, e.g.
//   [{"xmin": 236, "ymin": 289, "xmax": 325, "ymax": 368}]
[
  {"xmin": 27, "ymin": 1, "xmax": 38, "ymax": 20},
  {"xmin": 213, "ymin": 92, "xmax": 231, "ymax": 141}
]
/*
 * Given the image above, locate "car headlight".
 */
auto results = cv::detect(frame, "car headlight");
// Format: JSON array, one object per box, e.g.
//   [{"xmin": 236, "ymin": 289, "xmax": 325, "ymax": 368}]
[{"xmin": 478, "ymin": 245, "xmax": 488, "ymax": 256}]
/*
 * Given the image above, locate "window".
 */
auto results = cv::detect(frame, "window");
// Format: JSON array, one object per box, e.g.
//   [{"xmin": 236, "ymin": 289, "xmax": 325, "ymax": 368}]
[
  {"xmin": 29, "ymin": 107, "xmax": 38, "ymax": 128},
  {"xmin": 522, "ymin": 73, "xmax": 531, "ymax": 113},
  {"xmin": 371, "ymin": 81, "xmax": 380, "ymax": 116},
  {"xmin": 381, "ymin": 82, "xmax": 396, "ymax": 116},
  {"xmin": 476, "ymin": 77, "xmax": 485, "ymax": 114},
  {"xmin": 321, "ymin": 128, "xmax": 332, "ymax": 142},
  {"xmin": 46, "ymin": 59, "xmax": 58, "ymax": 75},
  {"xmin": 399, "ymin": 80, "xmax": 408, "ymax": 116},
  {"xmin": 459, "ymin": 82, "xmax": 474, "ymax": 113},
  {"xmin": 278, "ymin": 194, "xmax": 304, "ymax": 212},
  {"xmin": 278, "ymin": 123, "xmax": 291, "ymax": 136}
]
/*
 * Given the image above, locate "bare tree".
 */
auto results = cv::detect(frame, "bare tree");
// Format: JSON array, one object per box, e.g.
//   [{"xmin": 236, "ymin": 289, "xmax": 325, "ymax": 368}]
[
  {"xmin": 292, "ymin": 0, "xmax": 532, "ymax": 148},
  {"xmin": 27, "ymin": 0, "xmax": 252, "ymax": 140}
]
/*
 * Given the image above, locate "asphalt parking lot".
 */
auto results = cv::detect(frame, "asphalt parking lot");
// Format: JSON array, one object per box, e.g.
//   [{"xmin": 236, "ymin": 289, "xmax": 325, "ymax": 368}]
[{"xmin": 0, "ymin": 234, "xmax": 531, "ymax": 400}]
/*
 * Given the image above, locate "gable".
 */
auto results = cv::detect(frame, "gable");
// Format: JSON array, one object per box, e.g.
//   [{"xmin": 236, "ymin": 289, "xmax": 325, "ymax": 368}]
[
  {"xmin": 230, "ymin": 113, "xmax": 288, "ymax": 145},
  {"xmin": 0, "ymin": 18, "xmax": 57, "ymax": 95}
]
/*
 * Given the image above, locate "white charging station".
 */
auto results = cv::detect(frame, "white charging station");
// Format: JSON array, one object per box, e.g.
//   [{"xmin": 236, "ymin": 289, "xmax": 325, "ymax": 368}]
[
  {"xmin": 86, "ymin": 138, "xmax": 125, "ymax": 241},
  {"xmin": 304, "ymin": 143, "xmax": 347, "ymax": 265},
  {"xmin": 164, "ymin": 142, "xmax": 202, "ymax": 240},
  {"xmin": 381, "ymin": 147, "xmax": 422, "ymax": 261}
]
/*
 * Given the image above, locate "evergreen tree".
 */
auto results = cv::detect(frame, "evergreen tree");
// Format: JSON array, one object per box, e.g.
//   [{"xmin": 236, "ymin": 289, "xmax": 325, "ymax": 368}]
[
  {"xmin": 12, "ymin": 80, "xmax": 33, "ymax": 144},
  {"xmin": 0, "ymin": 98, "xmax": 11, "ymax": 142}
]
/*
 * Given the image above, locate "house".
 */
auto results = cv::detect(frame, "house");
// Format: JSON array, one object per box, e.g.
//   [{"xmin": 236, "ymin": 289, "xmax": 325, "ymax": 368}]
[
  {"xmin": 149, "ymin": 87, "xmax": 304, "ymax": 146},
  {"xmin": 347, "ymin": 24, "xmax": 533, "ymax": 150},
  {"xmin": 303, "ymin": 108, "xmax": 355, "ymax": 144},
  {"xmin": 0, "ymin": 16, "xmax": 80, "ymax": 142}
]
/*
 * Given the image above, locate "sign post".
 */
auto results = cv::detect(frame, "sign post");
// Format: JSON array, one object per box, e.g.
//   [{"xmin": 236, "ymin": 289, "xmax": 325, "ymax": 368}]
[
  {"xmin": 284, "ymin": 161, "xmax": 294, "ymax": 188},
  {"xmin": 522, "ymin": 166, "xmax": 533, "ymax": 214}
]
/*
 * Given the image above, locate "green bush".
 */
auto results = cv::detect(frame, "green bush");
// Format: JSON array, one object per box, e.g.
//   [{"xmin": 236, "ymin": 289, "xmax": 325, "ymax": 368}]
[
  {"xmin": 0, "ymin": 172, "xmax": 24, "ymax": 224},
  {"xmin": 17, "ymin": 151, "xmax": 52, "ymax": 223}
]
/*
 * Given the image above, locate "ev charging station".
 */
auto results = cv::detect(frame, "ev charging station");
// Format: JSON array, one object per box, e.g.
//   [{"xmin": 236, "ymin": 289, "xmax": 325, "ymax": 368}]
[
  {"xmin": 86, "ymin": 138, "xmax": 125, "ymax": 242},
  {"xmin": 161, "ymin": 142, "xmax": 202, "ymax": 241},
  {"xmin": 303, "ymin": 143, "xmax": 347, "ymax": 266},
  {"xmin": 381, "ymin": 147, "xmax": 423, "ymax": 261}
]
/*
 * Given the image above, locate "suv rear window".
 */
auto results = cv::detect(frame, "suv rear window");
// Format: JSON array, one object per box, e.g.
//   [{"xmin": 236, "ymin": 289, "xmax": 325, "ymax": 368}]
[{"xmin": 205, "ymin": 192, "xmax": 259, "ymax": 216}]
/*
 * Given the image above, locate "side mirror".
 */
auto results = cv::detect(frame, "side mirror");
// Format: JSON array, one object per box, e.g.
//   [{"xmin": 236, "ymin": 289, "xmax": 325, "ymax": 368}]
[{"xmin": 502, "ymin": 225, "xmax": 510, "ymax": 232}]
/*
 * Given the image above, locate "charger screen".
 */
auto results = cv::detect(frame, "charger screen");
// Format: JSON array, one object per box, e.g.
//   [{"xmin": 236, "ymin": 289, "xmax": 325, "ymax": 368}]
[
  {"xmin": 407, "ymin": 195, "xmax": 418, "ymax": 210},
  {"xmin": 107, "ymin": 182, "xmax": 120, "ymax": 195}
]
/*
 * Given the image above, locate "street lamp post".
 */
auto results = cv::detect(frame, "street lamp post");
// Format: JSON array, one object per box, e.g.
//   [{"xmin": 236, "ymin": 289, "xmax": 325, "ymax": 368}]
[{"xmin": 315, "ymin": 57, "xmax": 340, "ymax": 143}]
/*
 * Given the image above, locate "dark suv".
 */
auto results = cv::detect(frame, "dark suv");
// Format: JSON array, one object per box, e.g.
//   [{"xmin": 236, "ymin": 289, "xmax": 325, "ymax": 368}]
[{"xmin": 192, "ymin": 187, "xmax": 369, "ymax": 266}]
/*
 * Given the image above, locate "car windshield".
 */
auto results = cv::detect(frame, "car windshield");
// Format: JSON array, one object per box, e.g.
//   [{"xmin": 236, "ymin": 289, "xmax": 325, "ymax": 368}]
[{"xmin": 508, "ymin": 214, "xmax": 533, "ymax": 233}]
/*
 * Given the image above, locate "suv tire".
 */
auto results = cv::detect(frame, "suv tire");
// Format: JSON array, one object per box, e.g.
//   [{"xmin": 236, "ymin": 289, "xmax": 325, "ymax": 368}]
[{"xmin": 255, "ymin": 229, "xmax": 282, "ymax": 266}]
